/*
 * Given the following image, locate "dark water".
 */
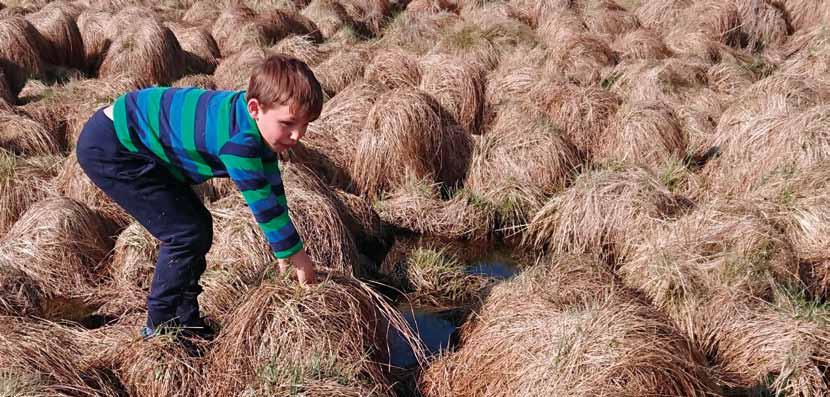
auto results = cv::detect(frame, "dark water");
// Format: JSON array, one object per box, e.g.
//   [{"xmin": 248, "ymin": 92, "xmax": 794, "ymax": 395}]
[
  {"xmin": 388, "ymin": 306, "xmax": 458, "ymax": 369},
  {"xmin": 465, "ymin": 260, "xmax": 518, "ymax": 280}
]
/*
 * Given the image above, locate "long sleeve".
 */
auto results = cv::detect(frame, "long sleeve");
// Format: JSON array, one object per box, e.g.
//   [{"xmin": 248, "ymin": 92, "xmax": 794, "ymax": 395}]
[{"xmin": 218, "ymin": 132, "xmax": 304, "ymax": 259}]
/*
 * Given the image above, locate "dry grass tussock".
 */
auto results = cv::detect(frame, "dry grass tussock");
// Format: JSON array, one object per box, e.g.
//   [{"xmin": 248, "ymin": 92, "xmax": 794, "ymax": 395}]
[
  {"xmin": 0, "ymin": 16, "xmax": 46, "ymax": 95},
  {"xmin": 213, "ymin": 46, "xmax": 267, "ymax": 90},
  {"xmin": 0, "ymin": 197, "xmax": 116, "ymax": 320},
  {"xmin": 0, "ymin": 109, "xmax": 63, "ymax": 156},
  {"xmin": 301, "ymin": 0, "xmax": 354, "ymax": 39},
  {"xmin": 775, "ymin": 25, "xmax": 830, "ymax": 80},
  {"xmin": 0, "ymin": 150, "xmax": 61, "ymax": 237},
  {"xmin": 351, "ymin": 87, "xmax": 473, "ymax": 199},
  {"xmin": 421, "ymin": 256, "xmax": 718, "ymax": 397},
  {"xmin": 166, "ymin": 23, "xmax": 220, "ymax": 75},
  {"xmin": 466, "ymin": 102, "xmax": 581, "ymax": 233},
  {"xmin": 778, "ymin": 0, "xmax": 830, "ymax": 31},
  {"xmin": 635, "ymin": 0, "xmax": 692, "ymax": 34},
  {"xmin": 109, "ymin": 222, "xmax": 157, "ymax": 294},
  {"xmin": 270, "ymin": 34, "xmax": 327, "ymax": 66},
  {"xmin": 363, "ymin": 47, "xmax": 422, "ymax": 91},
  {"xmin": 378, "ymin": 11, "xmax": 459, "ymax": 55},
  {"xmin": 25, "ymin": 5, "xmax": 84, "ymax": 69},
  {"xmin": 182, "ymin": 0, "xmax": 222, "ymax": 27},
  {"xmin": 607, "ymin": 57, "xmax": 709, "ymax": 106},
  {"xmin": 621, "ymin": 200, "xmax": 801, "ymax": 320},
  {"xmin": 0, "ymin": 69, "xmax": 14, "ymax": 109},
  {"xmin": 313, "ymin": 44, "xmax": 373, "ymax": 96},
  {"xmin": 418, "ymin": 54, "xmax": 486, "ymax": 135},
  {"xmin": 204, "ymin": 275, "xmax": 424, "ymax": 396},
  {"xmin": 99, "ymin": 19, "xmax": 185, "ymax": 86},
  {"xmin": 76, "ymin": 9, "xmax": 112, "ymax": 74},
  {"xmin": 379, "ymin": 236, "xmax": 501, "ymax": 307},
  {"xmin": 172, "ymin": 73, "xmax": 216, "ymax": 90},
  {"xmin": 526, "ymin": 165, "xmax": 692, "ymax": 265},
  {"xmin": 541, "ymin": 33, "xmax": 618, "ymax": 85},
  {"xmin": 330, "ymin": 188, "xmax": 386, "ymax": 246},
  {"xmin": 611, "ymin": 27, "xmax": 672, "ymax": 61},
  {"xmin": 0, "ymin": 317, "xmax": 125, "ymax": 396},
  {"xmin": 530, "ymin": 80, "xmax": 621, "ymax": 157},
  {"xmin": 748, "ymin": 162, "xmax": 830, "ymax": 298},
  {"xmin": 430, "ymin": 16, "xmax": 537, "ymax": 71},
  {"xmin": 374, "ymin": 174, "xmax": 496, "ymax": 242},
  {"xmin": 705, "ymin": 104, "xmax": 830, "ymax": 198},
  {"xmin": 596, "ymin": 100, "xmax": 688, "ymax": 167}
]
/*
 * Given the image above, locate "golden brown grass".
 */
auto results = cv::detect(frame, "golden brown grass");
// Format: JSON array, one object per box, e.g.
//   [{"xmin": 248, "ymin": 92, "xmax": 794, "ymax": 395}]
[
  {"xmin": 0, "ymin": 197, "xmax": 116, "ymax": 321},
  {"xmin": 172, "ymin": 73, "xmax": 216, "ymax": 89},
  {"xmin": 374, "ymin": 174, "xmax": 497, "ymax": 241},
  {"xmin": 269, "ymin": 34, "xmax": 327, "ymax": 66},
  {"xmin": 543, "ymin": 33, "xmax": 619, "ymax": 85},
  {"xmin": 466, "ymin": 102, "xmax": 581, "ymax": 233},
  {"xmin": 211, "ymin": 5, "xmax": 262, "ymax": 56},
  {"xmin": 0, "ymin": 317, "xmax": 124, "ymax": 396},
  {"xmin": 531, "ymin": 80, "xmax": 621, "ymax": 157},
  {"xmin": 635, "ymin": 0, "xmax": 692, "ymax": 34},
  {"xmin": 76, "ymin": 10, "xmax": 112, "ymax": 74},
  {"xmin": 109, "ymin": 222, "xmax": 157, "ymax": 294},
  {"xmin": 364, "ymin": 47, "xmax": 422, "ymax": 91},
  {"xmin": 0, "ymin": 109, "xmax": 63, "ymax": 156},
  {"xmin": 0, "ymin": 150, "xmax": 61, "ymax": 237},
  {"xmin": 166, "ymin": 22, "xmax": 220, "ymax": 74},
  {"xmin": 418, "ymin": 54, "xmax": 486, "ymax": 135},
  {"xmin": 204, "ymin": 275, "xmax": 424, "ymax": 396},
  {"xmin": 778, "ymin": 0, "xmax": 830, "ymax": 31},
  {"xmin": 421, "ymin": 256, "xmax": 718, "ymax": 397},
  {"xmin": 213, "ymin": 46, "xmax": 267, "ymax": 90},
  {"xmin": 351, "ymin": 87, "xmax": 473, "ymax": 199},
  {"xmin": 526, "ymin": 165, "xmax": 692, "ymax": 265},
  {"xmin": 430, "ymin": 16, "xmax": 536, "ymax": 71},
  {"xmin": 596, "ymin": 100, "xmax": 688, "ymax": 167},
  {"xmin": 301, "ymin": 0, "xmax": 354, "ymax": 39},
  {"xmin": 611, "ymin": 27, "xmax": 672, "ymax": 61},
  {"xmin": 25, "ymin": 5, "xmax": 84, "ymax": 69},
  {"xmin": 0, "ymin": 16, "xmax": 46, "ymax": 95},
  {"xmin": 182, "ymin": 0, "xmax": 221, "ymax": 27},
  {"xmin": 99, "ymin": 20, "xmax": 186, "ymax": 87},
  {"xmin": 380, "ymin": 236, "xmax": 500, "ymax": 307},
  {"xmin": 312, "ymin": 44, "xmax": 373, "ymax": 96},
  {"xmin": 378, "ymin": 10, "xmax": 459, "ymax": 55}
]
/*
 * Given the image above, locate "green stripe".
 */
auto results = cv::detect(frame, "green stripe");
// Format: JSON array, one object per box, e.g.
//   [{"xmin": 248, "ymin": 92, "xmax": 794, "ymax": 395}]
[
  {"xmin": 141, "ymin": 89, "xmax": 172, "ymax": 165},
  {"xmin": 180, "ymin": 90, "xmax": 213, "ymax": 177},
  {"xmin": 113, "ymin": 96, "xmax": 138, "ymax": 152},
  {"xmin": 261, "ymin": 213, "xmax": 292, "ymax": 232},
  {"xmin": 240, "ymin": 185, "xmax": 271, "ymax": 203},
  {"xmin": 274, "ymin": 240, "xmax": 303, "ymax": 259},
  {"xmin": 216, "ymin": 94, "xmax": 235, "ymax": 147},
  {"xmin": 219, "ymin": 154, "xmax": 260, "ymax": 172}
]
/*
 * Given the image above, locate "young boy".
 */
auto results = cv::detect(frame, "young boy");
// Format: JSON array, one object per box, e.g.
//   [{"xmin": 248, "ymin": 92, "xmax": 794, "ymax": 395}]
[{"xmin": 76, "ymin": 55, "xmax": 322, "ymax": 339}]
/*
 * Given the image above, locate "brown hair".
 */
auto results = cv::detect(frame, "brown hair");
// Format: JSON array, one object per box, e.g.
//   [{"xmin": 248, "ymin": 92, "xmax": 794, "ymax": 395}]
[{"xmin": 247, "ymin": 54, "xmax": 323, "ymax": 121}]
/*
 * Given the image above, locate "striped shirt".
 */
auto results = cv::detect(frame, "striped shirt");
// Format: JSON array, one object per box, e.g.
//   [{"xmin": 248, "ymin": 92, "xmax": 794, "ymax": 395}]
[{"xmin": 112, "ymin": 87, "xmax": 303, "ymax": 259}]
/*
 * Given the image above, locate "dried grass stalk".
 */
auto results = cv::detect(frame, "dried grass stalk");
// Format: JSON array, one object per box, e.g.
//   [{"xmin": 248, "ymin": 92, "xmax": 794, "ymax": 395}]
[
  {"xmin": 351, "ymin": 87, "xmax": 473, "ymax": 199},
  {"xmin": 204, "ymin": 276, "xmax": 424, "ymax": 396},
  {"xmin": 0, "ymin": 317, "xmax": 124, "ymax": 396},
  {"xmin": 596, "ymin": 100, "xmax": 688, "ymax": 167},
  {"xmin": 364, "ymin": 47, "xmax": 421, "ymax": 91},
  {"xmin": 611, "ymin": 28, "xmax": 672, "ymax": 61},
  {"xmin": 211, "ymin": 5, "xmax": 267, "ymax": 56},
  {"xmin": 0, "ymin": 151, "xmax": 61, "ymax": 237},
  {"xmin": 109, "ymin": 222, "xmax": 157, "ymax": 293},
  {"xmin": 99, "ymin": 20, "xmax": 186, "ymax": 87},
  {"xmin": 466, "ymin": 102, "xmax": 581, "ymax": 232},
  {"xmin": 301, "ymin": 0, "xmax": 354, "ymax": 39},
  {"xmin": 77, "ymin": 10, "xmax": 112, "ymax": 74},
  {"xmin": 0, "ymin": 197, "xmax": 116, "ymax": 320},
  {"xmin": 269, "ymin": 34, "xmax": 327, "ymax": 66},
  {"xmin": 380, "ymin": 236, "xmax": 499, "ymax": 307},
  {"xmin": 526, "ymin": 165, "xmax": 692, "ymax": 265},
  {"xmin": 182, "ymin": 0, "xmax": 222, "ymax": 27},
  {"xmin": 26, "ymin": 5, "xmax": 84, "ymax": 68},
  {"xmin": 635, "ymin": 0, "xmax": 692, "ymax": 34},
  {"xmin": 374, "ymin": 174, "xmax": 496, "ymax": 241},
  {"xmin": 213, "ymin": 46, "xmax": 267, "ymax": 90},
  {"xmin": 421, "ymin": 257, "xmax": 718, "ymax": 397},
  {"xmin": 0, "ymin": 16, "xmax": 46, "ymax": 95},
  {"xmin": 172, "ymin": 73, "xmax": 216, "ymax": 90},
  {"xmin": 378, "ymin": 11, "xmax": 459, "ymax": 55},
  {"xmin": 430, "ymin": 18, "xmax": 535, "ymax": 71},
  {"xmin": 167, "ymin": 23, "xmax": 220, "ymax": 74},
  {"xmin": 418, "ymin": 54, "xmax": 485, "ymax": 134},
  {"xmin": 313, "ymin": 44, "xmax": 373, "ymax": 96},
  {"xmin": 543, "ymin": 33, "xmax": 619, "ymax": 85},
  {"xmin": 0, "ymin": 109, "xmax": 63, "ymax": 156}
]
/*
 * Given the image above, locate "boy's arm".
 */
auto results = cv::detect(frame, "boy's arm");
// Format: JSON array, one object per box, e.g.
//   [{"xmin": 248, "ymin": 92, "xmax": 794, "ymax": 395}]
[{"xmin": 218, "ymin": 133, "xmax": 316, "ymax": 283}]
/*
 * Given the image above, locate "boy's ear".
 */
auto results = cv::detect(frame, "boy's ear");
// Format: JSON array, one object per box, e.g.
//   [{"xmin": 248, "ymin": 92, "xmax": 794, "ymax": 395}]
[{"xmin": 247, "ymin": 98, "xmax": 260, "ymax": 121}]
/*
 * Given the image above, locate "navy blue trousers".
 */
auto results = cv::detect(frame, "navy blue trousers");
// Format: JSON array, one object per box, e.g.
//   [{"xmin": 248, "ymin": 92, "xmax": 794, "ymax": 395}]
[{"xmin": 76, "ymin": 108, "xmax": 212, "ymax": 329}]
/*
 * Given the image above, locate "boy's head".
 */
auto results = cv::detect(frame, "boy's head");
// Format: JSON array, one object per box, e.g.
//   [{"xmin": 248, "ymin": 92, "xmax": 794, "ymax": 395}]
[{"xmin": 246, "ymin": 54, "xmax": 323, "ymax": 153}]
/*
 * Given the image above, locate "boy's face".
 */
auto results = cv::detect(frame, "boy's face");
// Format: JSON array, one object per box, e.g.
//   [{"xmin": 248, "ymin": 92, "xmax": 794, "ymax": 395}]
[{"xmin": 247, "ymin": 98, "xmax": 309, "ymax": 153}]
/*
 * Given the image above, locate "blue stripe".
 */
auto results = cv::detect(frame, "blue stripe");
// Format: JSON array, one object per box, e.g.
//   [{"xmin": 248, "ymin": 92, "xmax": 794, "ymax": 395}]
[
  {"xmin": 220, "ymin": 141, "xmax": 261, "ymax": 158},
  {"xmin": 234, "ymin": 177, "xmax": 269, "ymax": 192},
  {"xmin": 271, "ymin": 183, "xmax": 285, "ymax": 197},
  {"xmin": 269, "ymin": 233, "xmax": 301, "ymax": 253},
  {"xmin": 232, "ymin": 93, "xmax": 252, "ymax": 138},
  {"xmin": 265, "ymin": 221, "xmax": 297, "ymax": 241},
  {"xmin": 168, "ymin": 88, "xmax": 188, "ymax": 137},
  {"xmin": 193, "ymin": 92, "xmax": 224, "ymax": 173},
  {"xmin": 205, "ymin": 91, "xmax": 232, "ymax": 154},
  {"xmin": 254, "ymin": 204, "xmax": 287, "ymax": 224},
  {"xmin": 249, "ymin": 195, "xmax": 280, "ymax": 215},
  {"xmin": 157, "ymin": 89, "xmax": 188, "ymax": 174}
]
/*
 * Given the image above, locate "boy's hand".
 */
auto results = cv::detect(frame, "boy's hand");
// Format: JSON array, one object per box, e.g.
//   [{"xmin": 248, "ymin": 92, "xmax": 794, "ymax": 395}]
[{"xmin": 279, "ymin": 250, "xmax": 317, "ymax": 285}]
